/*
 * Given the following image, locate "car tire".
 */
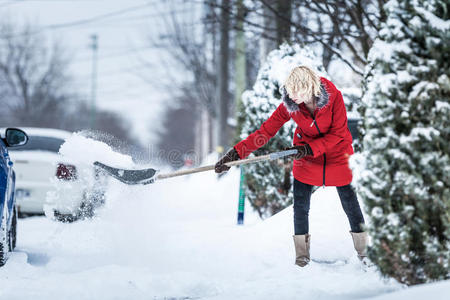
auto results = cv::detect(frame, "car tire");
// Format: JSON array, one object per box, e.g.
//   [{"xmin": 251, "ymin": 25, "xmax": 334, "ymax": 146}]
[
  {"xmin": 53, "ymin": 210, "xmax": 76, "ymax": 223},
  {"xmin": 0, "ymin": 210, "xmax": 9, "ymax": 267},
  {"xmin": 77, "ymin": 201, "xmax": 95, "ymax": 220},
  {"xmin": 9, "ymin": 206, "xmax": 17, "ymax": 251}
]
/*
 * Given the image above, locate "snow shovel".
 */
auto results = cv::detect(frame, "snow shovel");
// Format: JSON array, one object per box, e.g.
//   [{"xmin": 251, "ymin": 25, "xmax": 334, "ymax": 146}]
[{"xmin": 93, "ymin": 149, "xmax": 298, "ymax": 185}]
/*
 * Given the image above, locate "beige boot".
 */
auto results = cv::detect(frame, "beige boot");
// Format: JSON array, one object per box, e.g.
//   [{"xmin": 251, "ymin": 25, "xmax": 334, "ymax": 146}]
[
  {"xmin": 350, "ymin": 231, "xmax": 368, "ymax": 260},
  {"xmin": 293, "ymin": 234, "xmax": 310, "ymax": 267}
]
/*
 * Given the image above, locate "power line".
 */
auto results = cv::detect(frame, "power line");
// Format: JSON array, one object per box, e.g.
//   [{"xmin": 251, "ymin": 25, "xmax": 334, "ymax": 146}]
[
  {"xmin": 45, "ymin": 3, "xmax": 153, "ymax": 29},
  {"xmin": 68, "ymin": 8, "xmax": 195, "ymax": 28},
  {"xmin": 0, "ymin": 1, "xmax": 159, "ymax": 38},
  {"xmin": 0, "ymin": 7, "xmax": 199, "ymax": 41},
  {"xmin": 0, "ymin": 1, "xmax": 22, "ymax": 9}
]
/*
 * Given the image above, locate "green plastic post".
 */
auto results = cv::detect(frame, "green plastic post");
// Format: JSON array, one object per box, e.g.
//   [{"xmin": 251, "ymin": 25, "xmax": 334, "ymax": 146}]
[{"xmin": 237, "ymin": 165, "xmax": 245, "ymax": 225}]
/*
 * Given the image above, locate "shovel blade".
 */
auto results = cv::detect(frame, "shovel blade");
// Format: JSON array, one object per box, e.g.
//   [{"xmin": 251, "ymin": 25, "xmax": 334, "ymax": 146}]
[{"xmin": 94, "ymin": 161, "xmax": 158, "ymax": 185}]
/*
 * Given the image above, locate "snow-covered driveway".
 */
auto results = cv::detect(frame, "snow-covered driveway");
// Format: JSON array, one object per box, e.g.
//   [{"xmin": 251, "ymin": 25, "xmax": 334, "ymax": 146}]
[{"xmin": 0, "ymin": 165, "xmax": 403, "ymax": 299}]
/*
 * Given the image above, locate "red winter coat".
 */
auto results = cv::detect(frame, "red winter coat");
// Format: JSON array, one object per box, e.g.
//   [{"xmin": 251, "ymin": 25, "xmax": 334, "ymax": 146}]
[{"xmin": 234, "ymin": 77, "xmax": 354, "ymax": 187}]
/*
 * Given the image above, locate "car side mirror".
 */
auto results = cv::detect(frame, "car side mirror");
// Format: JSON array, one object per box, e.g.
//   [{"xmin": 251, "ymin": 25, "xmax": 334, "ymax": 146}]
[{"xmin": 5, "ymin": 128, "xmax": 28, "ymax": 147}]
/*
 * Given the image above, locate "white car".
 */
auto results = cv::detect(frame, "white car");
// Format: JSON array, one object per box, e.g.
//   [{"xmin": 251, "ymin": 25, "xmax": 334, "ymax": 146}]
[{"xmin": 7, "ymin": 128, "xmax": 106, "ymax": 221}]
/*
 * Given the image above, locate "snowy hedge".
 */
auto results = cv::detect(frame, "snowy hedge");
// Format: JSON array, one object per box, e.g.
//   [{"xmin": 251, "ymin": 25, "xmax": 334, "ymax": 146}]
[
  {"xmin": 356, "ymin": 0, "xmax": 450, "ymax": 285},
  {"xmin": 236, "ymin": 43, "xmax": 326, "ymax": 218}
]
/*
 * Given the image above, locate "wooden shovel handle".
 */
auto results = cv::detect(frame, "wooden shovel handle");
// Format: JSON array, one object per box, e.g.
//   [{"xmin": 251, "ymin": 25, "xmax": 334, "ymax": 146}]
[{"xmin": 156, "ymin": 149, "xmax": 297, "ymax": 180}]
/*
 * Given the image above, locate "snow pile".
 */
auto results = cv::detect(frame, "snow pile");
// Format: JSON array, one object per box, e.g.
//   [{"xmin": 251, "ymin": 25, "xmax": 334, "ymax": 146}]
[
  {"xmin": 43, "ymin": 132, "xmax": 135, "ymax": 216},
  {"xmin": 59, "ymin": 132, "xmax": 134, "ymax": 167}
]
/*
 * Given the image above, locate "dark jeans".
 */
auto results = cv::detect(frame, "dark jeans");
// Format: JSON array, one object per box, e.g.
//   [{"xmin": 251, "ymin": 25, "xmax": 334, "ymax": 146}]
[{"xmin": 293, "ymin": 179, "xmax": 365, "ymax": 235}]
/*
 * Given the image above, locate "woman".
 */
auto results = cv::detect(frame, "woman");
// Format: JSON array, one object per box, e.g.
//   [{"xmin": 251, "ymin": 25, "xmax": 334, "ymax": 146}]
[{"xmin": 215, "ymin": 66, "xmax": 367, "ymax": 267}]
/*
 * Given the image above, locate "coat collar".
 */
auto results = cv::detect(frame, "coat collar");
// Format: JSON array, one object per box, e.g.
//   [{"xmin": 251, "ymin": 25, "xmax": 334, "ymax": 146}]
[{"xmin": 282, "ymin": 83, "xmax": 329, "ymax": 114}]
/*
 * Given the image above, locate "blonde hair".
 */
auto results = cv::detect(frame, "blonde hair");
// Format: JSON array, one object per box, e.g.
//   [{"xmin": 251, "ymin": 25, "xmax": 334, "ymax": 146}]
[{"xmin": 284, "ymin": 66, "xmax": 321, "ymax": 98}]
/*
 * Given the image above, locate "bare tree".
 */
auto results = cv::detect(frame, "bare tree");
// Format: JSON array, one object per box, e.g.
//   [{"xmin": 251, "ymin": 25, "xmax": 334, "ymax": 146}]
[
  {"xmin": 141, "ymin": 1, "xmax": 223, "ymax": 162},
  {"xmin": 0, "ymin": 21, "xmax": 73, "ymax": 127},
  {"xmin": 145, "ymin": 2, "xmax": 217, "ymax": 117},
  {"xmin": 0, "ymin": 20, "xmax": 143, "ymax": 153},
  {"xmin": 295, "ymin": 0, "xmax": 386, "ymax": 71},
  {"xmin": 206, "ymin": 0, "xmax": 387, "ymax": 76}
]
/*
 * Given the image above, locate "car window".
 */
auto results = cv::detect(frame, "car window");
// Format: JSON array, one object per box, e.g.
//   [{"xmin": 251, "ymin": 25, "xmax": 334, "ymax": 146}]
[{"xmin": 11, "ymin": 136, "xmax": 65, "ymax": 153}]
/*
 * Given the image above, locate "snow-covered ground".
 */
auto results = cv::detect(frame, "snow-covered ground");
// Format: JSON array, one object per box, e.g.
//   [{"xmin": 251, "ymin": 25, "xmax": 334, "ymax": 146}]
[{"xmin": 0, "ymin": 135, "xmax": 448, "ymax": 299}]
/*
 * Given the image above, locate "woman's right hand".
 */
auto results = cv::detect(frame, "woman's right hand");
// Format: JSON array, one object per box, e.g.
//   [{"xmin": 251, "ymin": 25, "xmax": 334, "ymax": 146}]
[
  {"xmin": 215, "ymin": 148, "xmax": 240, "ymax": 173},
  {"xmin": 285, "ymin": 144, "xmax": 313, "ymax": 160}
]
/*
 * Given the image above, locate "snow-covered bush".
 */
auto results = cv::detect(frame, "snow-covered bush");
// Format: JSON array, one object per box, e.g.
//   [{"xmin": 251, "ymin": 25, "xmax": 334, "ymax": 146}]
[
  {"xmin": 236, "ymin": 43, "xmax": 326, "ymax": 218},
  {"xmin": 356, "ymin": 0, "xmax": 450, "ymax": 285}
]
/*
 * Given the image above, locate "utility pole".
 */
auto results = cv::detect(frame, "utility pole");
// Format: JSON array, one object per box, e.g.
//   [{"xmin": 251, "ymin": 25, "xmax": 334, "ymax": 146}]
[
  {"xmin": 234, "ymin": 0, "xmax": 247, "ymax": 140},
  {"xmin": 89, "ymin": 34, "xmax": 98, "ymax": 130},
  {"xmin": 208, "ymin": 1, "xmax": 217, "ymax": 155},
  {"xmin": 215, "ymin": 0, "xmax": 230, "ymax": 155}
]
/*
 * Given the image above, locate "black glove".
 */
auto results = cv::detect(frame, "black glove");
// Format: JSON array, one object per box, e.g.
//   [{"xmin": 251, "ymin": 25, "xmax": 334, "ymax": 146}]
[
  {"xmin": 215, "ymin": 148, "xmax": 240, "ymax": 173},
  {"xmin": 285, "ymin": 144, "xmax": 313, "ymax": 160}
]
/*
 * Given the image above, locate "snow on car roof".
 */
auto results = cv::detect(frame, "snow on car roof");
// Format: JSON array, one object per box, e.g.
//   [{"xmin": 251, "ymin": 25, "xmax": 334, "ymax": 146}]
[{"xmin": 0, "ymin": 127, "xmax": 73, "ymax": 140}]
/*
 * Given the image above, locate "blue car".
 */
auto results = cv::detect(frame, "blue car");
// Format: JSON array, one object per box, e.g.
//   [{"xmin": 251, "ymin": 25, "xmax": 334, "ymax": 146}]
[{"xmin": 0, "ymin": 128, "xmax": 28, "ymax": 266}]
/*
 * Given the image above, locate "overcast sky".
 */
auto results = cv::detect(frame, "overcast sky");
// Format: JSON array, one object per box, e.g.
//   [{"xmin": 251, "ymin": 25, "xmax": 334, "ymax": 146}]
[{"xmin": 0, "ymin": 0, "xmax": 192, "ymax": 145}]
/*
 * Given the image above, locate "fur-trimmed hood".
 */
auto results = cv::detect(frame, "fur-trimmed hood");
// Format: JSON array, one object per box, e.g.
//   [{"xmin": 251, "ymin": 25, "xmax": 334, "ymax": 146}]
[{"xmin": 282, "ymin": 83, "xmax": 329, "ymax": 114}]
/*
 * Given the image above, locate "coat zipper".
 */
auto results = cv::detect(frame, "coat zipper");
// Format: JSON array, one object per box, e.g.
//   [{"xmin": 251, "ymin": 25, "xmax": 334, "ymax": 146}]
[{"xmin": 310, "ymin": 112, "xmax": 326, "ymax": 187}]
